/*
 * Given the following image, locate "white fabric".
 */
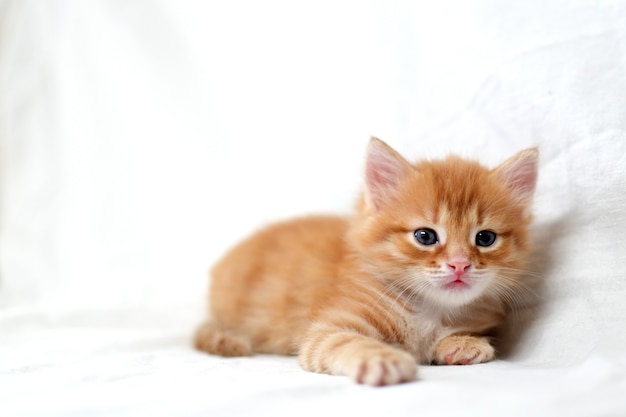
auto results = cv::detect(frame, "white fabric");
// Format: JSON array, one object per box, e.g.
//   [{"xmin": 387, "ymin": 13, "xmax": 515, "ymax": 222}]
[{"xmin": 1, "ymin": 1, "xmax": 626, "ymax": 416}]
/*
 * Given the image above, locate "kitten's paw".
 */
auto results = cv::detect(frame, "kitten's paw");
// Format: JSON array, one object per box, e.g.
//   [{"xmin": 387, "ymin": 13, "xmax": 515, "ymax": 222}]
[
  {"xmin": 434, "ymin": 335, "xmax": 495, "ymax": 365},
  {"xmin": 194, "ymin": 320, "xmax": 252, "ymax": 357},
  {"xmin": 348, "ymin": 349, "xmax": 417, "ymax": 386}
]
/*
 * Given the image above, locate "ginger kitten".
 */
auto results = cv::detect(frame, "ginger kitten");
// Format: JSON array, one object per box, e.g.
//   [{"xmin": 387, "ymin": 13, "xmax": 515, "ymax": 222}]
[{"xmin": 195, "ymin": 137, "xmax": 538, "ymax": 386}]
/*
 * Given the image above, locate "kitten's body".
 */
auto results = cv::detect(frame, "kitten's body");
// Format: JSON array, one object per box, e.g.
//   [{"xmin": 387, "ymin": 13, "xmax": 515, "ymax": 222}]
[{"xmin": 195, "ymin": 138, "xmax": 538, "ymax": 385}]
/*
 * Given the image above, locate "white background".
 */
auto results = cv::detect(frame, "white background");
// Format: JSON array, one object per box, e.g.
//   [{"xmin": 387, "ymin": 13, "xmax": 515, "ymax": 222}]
[{"xmin": 1, "ymin": 1, "xmax": 626, "ymax": 416}]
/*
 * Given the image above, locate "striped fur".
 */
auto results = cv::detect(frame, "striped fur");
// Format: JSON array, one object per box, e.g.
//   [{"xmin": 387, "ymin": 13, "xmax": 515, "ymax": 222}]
[{"xmin": 194, "ymin": 138, "xmax": 538, "ymax": 386}]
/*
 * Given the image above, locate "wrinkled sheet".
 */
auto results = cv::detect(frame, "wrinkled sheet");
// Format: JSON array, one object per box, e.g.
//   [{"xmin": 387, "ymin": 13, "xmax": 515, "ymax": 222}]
[
  {"xmin": 1, "ymin": 1, "xmax": 626, "ymax": 416},
  {"xmin": 2, "ymin": 320, "xmax": 626, "ymax": 417}
]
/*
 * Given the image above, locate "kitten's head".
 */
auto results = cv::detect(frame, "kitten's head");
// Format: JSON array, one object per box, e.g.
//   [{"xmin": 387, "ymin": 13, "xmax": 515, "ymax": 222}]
[{"xmin": 350, "ymin": 137, "xmax": 538, "ymax": 308}]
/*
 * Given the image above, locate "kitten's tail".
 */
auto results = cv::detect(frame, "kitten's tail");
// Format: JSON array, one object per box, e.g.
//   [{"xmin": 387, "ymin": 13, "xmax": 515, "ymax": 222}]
[{"xmin": 193, "ymin": 320, "xmax": 252, "ymax": 357}]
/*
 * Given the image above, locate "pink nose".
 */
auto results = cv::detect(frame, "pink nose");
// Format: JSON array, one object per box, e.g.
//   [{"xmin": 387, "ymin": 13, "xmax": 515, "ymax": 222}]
[{"xmin": 447, "ymin": 257, "xmax": 471, "ymax": 276}]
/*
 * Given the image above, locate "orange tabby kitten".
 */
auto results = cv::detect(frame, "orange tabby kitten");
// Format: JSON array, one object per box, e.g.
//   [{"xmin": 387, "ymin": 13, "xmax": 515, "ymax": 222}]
[{"xmin": 195, "ymin": 137, "xmax": 538, "ymax": 386}]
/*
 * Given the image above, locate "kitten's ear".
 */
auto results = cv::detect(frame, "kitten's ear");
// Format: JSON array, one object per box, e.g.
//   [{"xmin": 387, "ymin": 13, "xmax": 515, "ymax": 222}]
[
  {"xmin": 364, "ymin": 137, "xmax": 412, "ymax": 210},
  {"xmin": 493, "ymin": 148, "xmax": 539, "ymax": 208}
]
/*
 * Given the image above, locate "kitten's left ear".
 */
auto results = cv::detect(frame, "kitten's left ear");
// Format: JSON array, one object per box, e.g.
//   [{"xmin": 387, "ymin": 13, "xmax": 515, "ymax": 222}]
[
  {"xmin": 364, "ymin": 137, "xmax": 412, "ymax": 211},
  {"xmin": 493, "ymin": 148, "xmax": 539, "ymax": 208}
]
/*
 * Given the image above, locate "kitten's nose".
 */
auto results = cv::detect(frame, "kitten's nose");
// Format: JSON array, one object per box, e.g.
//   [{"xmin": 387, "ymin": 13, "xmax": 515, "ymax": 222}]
[{"xmin": 447, "ymin": 257, "xmax": 471, "ymax": 276}]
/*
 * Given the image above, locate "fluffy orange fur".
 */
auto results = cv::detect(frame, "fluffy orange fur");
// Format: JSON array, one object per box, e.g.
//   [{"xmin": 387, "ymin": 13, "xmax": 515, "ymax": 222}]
[{"xmin": 195, "ymin": 138, "xmax": 538, "ymax": 386}]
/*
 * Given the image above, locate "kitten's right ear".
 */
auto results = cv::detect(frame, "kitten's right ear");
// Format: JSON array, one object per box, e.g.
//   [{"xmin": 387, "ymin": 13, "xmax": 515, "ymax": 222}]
[
  {"xmin": 364, "ymin": 137, "xmax": 412, "ymax": 211},
  {"xmin": 494, "ymin": 147, "xmax": 539, "ymax": 209}
]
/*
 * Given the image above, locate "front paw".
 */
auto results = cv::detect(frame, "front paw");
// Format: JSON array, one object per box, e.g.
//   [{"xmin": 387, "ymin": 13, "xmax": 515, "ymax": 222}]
[
  {"xmin": 434, "ymin": 335, "xmax": 495, "ymax": 365},
  {"xmin": 348, "ymin": 349, "xmax": 418, "ymax": 386}
]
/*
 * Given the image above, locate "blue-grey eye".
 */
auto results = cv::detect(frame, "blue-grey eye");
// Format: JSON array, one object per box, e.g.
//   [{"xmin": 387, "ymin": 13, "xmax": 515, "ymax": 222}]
[
  {"xmin": 475, "ymin": 230, "xmax": 497, "ymax": 247},
  {"xmin": 414, "ymin": 228, "xmax": 438, "ymax": 245}
]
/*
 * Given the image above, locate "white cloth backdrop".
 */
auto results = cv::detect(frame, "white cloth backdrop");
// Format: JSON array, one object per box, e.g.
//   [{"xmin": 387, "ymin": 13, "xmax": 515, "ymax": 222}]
[{"xmin": 1, "ymin": 1, "xmax": 626, "ymax": 416}]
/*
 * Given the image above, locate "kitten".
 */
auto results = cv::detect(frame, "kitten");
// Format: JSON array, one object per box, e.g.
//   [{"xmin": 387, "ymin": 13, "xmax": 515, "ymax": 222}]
[{"xmin": 195, "ymin": 137, "xmax": 538, "ymax": 386}]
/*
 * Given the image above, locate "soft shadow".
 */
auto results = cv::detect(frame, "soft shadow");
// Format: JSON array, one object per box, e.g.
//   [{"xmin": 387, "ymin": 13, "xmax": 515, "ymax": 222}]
[{"xmin": 493, "ymin": 213, "xmax": 571, "ymax": 359}]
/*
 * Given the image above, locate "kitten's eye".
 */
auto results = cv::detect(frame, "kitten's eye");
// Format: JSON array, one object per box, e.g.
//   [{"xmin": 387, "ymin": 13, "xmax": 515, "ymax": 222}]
[
  {"xmin": 414, "ymin": 228, "xmax": 438, "ymax": 246},
  {"xmin": 475, "ymin": 230, "xmax": 497, "ymax": 247}
]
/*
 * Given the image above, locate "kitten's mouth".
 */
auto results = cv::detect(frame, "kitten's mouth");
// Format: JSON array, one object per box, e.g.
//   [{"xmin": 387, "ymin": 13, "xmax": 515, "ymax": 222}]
[{"xmin": 443, "ymin": 278, "xmax": 471, "ymax": 291}]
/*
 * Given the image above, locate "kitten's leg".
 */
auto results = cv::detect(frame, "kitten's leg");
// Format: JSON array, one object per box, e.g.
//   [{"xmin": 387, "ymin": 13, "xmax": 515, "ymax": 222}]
[
  {"xmin": 194, "ymin": 320, "xmax": 252, "ymax": 357},
  {"xmin": 299, "ymin": 324, "xmax": 417, "ymax": 386},
  {"xmin": 433, "ymin": 334, "xmax": 495, "ymax": 365}
]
